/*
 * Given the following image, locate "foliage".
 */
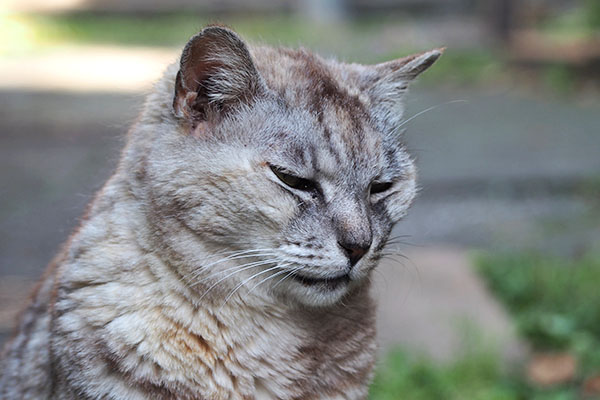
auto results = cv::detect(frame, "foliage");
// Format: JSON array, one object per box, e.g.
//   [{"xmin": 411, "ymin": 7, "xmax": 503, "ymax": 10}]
[
  {"xmin": 370, "ymin": 346, "xmax": 580, "ymax": 400},
  {"xmin": 538, "ymin": 4, "xmax": 600, "ymax": 41},
  {"xmin": 414, "ymin": 50, "xmax": 504, "ymax": 87},
  {"xmin": 585, "ymin": 0, "xmax": 600, "ymax": 30},
  {"xmin": 370, "ymin": 252, "xmax": 600, "ymax": 399},
  {"xmin": 1, "ymin": 13, "xmax": 371, "ymax": 50},
  {"xmin": 370, "ymin": 345, "xmax": 508, "ymax": 400},
  {"xmin": 476, "ymin": 252, "xmax": 600, "ymax": 376},
  {"xmin": 2, "ymin": 12, "xmax": 503, "ymax": 88},
  {"xmin": 543, "ymin": 65, "xmax": 575, "ymax": 95}
]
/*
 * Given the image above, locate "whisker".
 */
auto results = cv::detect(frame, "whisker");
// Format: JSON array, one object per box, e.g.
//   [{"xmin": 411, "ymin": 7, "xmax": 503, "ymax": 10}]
[
  {"xmin": 384, "ymin": 234, "xmax": 420, "ymax": 248},
  {"xmin": 245, "ymin": 268, "xmax": 292, "ymax": 297},
  {"xmin": 396, "ymin": 99, "xmax": 467, "ymax": 131},
  {"xmin": 272, "ymin": 264, "xmax": 307, "ymax": 289},
  {"xmin": 209, "ymin": 247, "xmax": 280, "ymax": 257},
  {"xmin": 182, "ymin": 250, "xmax": 278, "ymax": 283},
  {"xmin": 190, "ymin": 258, "xmax": 280, "ymax": 287},
  {"xmin": 197, "ymin": 260, "xmax": 278, "ymax": 301},
  {"xmin": 380, "ymin": 251, "xmax": 411, "ymax": 261},
  {"xmin": 380, "ymin": 253, "xmax": 422, "ymax": 288},
  {"xmin": 387, "ymin": 234, "xmax": 412, "ymax": 240},
  {"xmin": 219, "ymin": 264, "xmax": 289, "ymax": 309},
  {"xmin": 200, "ymin": 250, "xmax": 278, "ymax": 268},
  {"xmin": 384, "ymin": 240, "xmax": 421, "ymax": 248}
]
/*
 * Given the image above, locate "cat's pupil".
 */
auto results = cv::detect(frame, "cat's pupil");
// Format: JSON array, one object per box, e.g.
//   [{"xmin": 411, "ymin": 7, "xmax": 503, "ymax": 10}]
[
  {"xmin": 370, "ymin": 181, "xmax": 393, "ymax": 195},
  {"xmin": 269, "ymin": 165, "xmax": 316, "ymax": 192}
]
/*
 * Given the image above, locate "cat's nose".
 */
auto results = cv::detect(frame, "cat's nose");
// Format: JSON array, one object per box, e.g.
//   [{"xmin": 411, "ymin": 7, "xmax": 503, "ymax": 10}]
[{"xmin": 338, "ymin": 240, "xmax": 371, "ymax": 267}]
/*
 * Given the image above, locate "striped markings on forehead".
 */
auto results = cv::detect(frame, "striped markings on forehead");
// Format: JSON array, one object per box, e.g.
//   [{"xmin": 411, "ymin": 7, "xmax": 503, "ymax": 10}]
[{"xmin": 262, "ymin": 48, "xmax": 391, "ymax": 178}]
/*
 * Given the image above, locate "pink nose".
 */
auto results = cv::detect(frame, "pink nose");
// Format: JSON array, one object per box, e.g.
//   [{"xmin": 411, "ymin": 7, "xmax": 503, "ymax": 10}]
[{"xmin": 339, "ymin": 241, "xmax": 371, "ymax": 267}]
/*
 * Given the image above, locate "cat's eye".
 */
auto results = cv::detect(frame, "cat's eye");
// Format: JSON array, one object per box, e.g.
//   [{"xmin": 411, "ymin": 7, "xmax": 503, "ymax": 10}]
[
  {"xmin": 370, "ymin": 181, "xmax": 393, "ymax": 195},
  {"xmin": 269, "ymin": 165, "xmax": 316, "ymax": 192}
]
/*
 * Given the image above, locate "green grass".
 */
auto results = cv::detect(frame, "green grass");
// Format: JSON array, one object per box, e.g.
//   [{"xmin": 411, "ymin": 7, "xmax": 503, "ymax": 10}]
[
  {"xmin": 370, "ymin": 252, "xmax": 600, "ymax": 399},
  {"xmin": 370, "ymin": 345, "xmax": 514, "ymax": 400},
  {"xmin": 1, "ymin": 13, "xmax": 378, "ymax": 52},
  {"xmin": 538, "ymin": 3, "xmax": 600, "ymax": 41},
  {"xmin": 1, "ymin": 12, "xmax": 505, "ymax": 87},
  {"xmin": 7, "ymin": 11, "xmax": 599, "ymax": 95},
  {"xmin": 414, "ymin": 50, "xmax": 504, "ymax": 87},
  {"xmin": 15, "ymin": 13, "xmax": 326, "ymax": 48},
  {"xmin": 477, "ymin": 252, "xmax": 600, "ymax": 376},
  {"xmin": 370, "ymin": 347, "xmax": 581, "ymax": 400},
  {"xmin": 21, "ymin": 13, "xmax": 201, "ymax": 47},
  {"xmin": 585, "ymin": 0, "xmax": 600, "ymax": 30}
]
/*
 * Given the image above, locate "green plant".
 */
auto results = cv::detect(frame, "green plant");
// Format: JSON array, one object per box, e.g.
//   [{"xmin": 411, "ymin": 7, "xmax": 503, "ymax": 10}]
[
  {"xmin": 369, "ymin": 345, "xmax": 585, "ymax": 399},
  {"xmin": 370, "ymin": 347, "xmax": 516, "ymax": 400},
  {"xmin": 585, "ymin": 0, "xmax": 600, "ymax": 30},
  {"xmin": 476, "ymin": 252, "xmax": 600, "ymax": 375},
  {"xmin": 543, "ymin": 65, "xmax": 575, "ymax": 95}
]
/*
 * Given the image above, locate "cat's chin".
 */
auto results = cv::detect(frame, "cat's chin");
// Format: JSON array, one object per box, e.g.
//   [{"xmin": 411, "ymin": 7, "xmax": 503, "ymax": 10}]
[
  {"xmin": 289, "ymin": 271, "xmax": 350, "ymax": 291},
  {"xmin": 273, "ymin": 271, "xmax": 364, "ymax": 307}
]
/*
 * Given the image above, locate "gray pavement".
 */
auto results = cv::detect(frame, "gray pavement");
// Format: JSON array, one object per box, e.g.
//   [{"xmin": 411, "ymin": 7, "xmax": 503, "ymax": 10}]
[
  {"xmin": 1, "ymin": 87, "xmax": 598, "ymax": 358},
  {"xmin": 375, "ymin": 248, "xmax": 525, "ymax": 363},
  {"xmin": 406, "ymin": 89, "xmax": 600, "ymax": 184},
  {"xmin": 401, "ymin": 89, "xmax": 600, "ymax": 255}
]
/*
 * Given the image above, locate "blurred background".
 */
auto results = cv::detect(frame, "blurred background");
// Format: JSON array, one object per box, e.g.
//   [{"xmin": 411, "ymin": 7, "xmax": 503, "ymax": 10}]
[{"xmin": 1, "ymin": 0, "xmax": 599, "ymax": 398}]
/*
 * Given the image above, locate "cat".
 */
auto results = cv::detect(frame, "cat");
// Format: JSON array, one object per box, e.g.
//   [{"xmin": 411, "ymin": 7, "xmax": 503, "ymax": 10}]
[{"xmin": 0, "ymin": 25, "xmax": 440, "ymax": 399}]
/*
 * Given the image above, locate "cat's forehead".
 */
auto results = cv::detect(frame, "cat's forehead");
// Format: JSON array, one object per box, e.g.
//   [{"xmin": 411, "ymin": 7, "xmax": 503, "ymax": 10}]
[
  {"xmin": 252, "ymin": 46, "xmax": 388, "ymax": 176},
  {"xmin": 252, "ymin": 46, "xmax": 368, "ymax": 114}
]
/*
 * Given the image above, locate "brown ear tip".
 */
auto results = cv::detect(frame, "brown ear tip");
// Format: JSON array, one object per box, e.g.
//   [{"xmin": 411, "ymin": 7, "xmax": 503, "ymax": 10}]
[
  {"xmin": 426, "ymin": 48, "xmax": 445, "ymax": 61},
  {"xmin": 183, "ymin": 24, "xmax": 238, "ymax": 48},
  {"xmin": 202, "ymin": 23, "xmax": 236, "ymax": 34},
  {"xmin": 180, "ymin": 24, "xmax": 245, "ymax": 67},
  {"xmin": 417, "ymin": 48, "xmax": 443, "ymax": 69}
]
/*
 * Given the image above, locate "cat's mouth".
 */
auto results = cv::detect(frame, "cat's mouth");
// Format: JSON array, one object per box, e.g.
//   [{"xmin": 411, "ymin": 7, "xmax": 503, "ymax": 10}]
[{"xmin": 289, "ymin": 272, "xmax": 350, "ymax": 290}]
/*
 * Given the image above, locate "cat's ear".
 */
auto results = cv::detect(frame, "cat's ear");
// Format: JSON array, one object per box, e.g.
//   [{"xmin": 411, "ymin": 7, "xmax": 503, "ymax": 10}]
[
  {"xmin": 364, "ymin": 48, "xmax": 443, "ymax": 134},
  {"xmin": 173, "ymin": 26, "xmax": 264, "ymax": 121}
]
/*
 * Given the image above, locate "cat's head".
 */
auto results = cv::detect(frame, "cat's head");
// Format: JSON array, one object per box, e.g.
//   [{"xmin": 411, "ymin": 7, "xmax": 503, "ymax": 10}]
[{"xmin": 138, "ymin": 26, "xmax": 441, "ymax": 307}]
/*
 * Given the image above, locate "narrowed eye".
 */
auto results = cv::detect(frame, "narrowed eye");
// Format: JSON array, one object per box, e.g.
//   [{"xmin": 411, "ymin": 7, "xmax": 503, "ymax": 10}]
[
  {"xmin": 370, "ymin": 181, "xmax": 393, "ymax": 195},
  {"xmin": 269, "ymin": 165, "xmax": 316, "ymax": 192}
]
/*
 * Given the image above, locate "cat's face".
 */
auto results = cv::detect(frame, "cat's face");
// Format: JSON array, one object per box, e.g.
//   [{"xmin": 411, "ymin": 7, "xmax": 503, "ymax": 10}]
[{"xmin": 143, "ymin": 27, "xmax": 440, "ymax": 307}]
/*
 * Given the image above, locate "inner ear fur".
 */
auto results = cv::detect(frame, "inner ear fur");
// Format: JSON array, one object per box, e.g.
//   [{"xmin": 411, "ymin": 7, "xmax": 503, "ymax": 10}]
[
  {"xmin": 374, "ymin": 48, "xmax": 444, "ymax": 81},
  {"xmin": 173, "ymin": 26, "xmax": 264, "ymax": 122},
  {"xmin": 358, "ymin": 48, "xmax": 443, "ymax": 134}
]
